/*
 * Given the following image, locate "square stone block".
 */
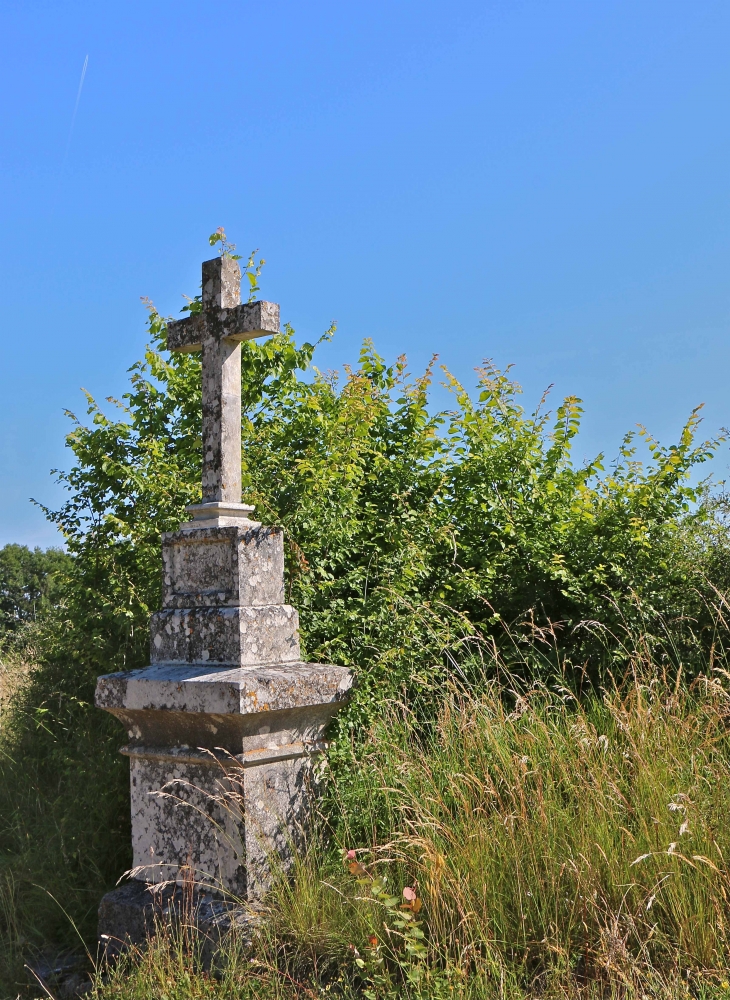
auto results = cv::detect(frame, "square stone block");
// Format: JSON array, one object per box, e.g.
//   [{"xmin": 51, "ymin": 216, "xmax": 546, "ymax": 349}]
[
  {"xmin": 162, "ymin": 524, "xmax": 285, "ymax": 609},
  {"xmin": 150, "ymin": 605, "xmax": 300, "ymax": 666},
  {"xmin": 130, "ymin": 752, "xmax": 246, "ymax": 895},
  {"xmin": 127, "ymin": 745, "xmax": 313, "ymax": 900}
]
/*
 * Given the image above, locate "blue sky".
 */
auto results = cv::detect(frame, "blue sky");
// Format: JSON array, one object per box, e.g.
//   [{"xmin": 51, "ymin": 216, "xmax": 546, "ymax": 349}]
[{"xmin": 1, "ymin": 0, "xmax": 729, "ymax": 547}]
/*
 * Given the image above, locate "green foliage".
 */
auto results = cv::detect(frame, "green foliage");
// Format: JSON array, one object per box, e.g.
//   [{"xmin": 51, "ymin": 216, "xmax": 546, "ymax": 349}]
[
  {"xmin": 37, "ymin": 300, "xmax": 730, "ymax": 722},
  {"xmin": 0, "ymin": 544, "xmax": 70, "ymax": 633},
  {"xmin": 0, "ymin": 638, "xmax": 130, "ymax": 986},
  {"xmin": 206, "ymin": 226, "xmax": 265, "ymax": 300},
  {"xmin": 345, "ymin": 854, "xmax": 427, "ymax": 995}
]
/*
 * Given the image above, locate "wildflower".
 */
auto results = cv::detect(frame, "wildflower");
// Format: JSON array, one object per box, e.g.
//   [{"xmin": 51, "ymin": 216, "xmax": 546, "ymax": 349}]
[
  {"xmin": 402, "ymin": 886, "xmax": 423, "ymax": 913},
  {"xmin": 344, "ymin": 848, "xmax": 367, "ymax": 877}
]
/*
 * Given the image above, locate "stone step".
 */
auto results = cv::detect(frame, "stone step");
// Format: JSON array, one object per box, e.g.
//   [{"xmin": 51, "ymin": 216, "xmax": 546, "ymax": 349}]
[
  {"xmin": 150, "ymin": 604, "xmax": 301, "ymax": 666},
  {"xmin": 95, "ymin": 661, "xmax": 353, "ymax": 752}
]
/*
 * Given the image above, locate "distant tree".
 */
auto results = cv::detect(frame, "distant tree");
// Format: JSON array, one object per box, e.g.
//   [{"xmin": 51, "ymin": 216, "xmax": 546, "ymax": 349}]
[{"xmin": 0, "ymin": 544, "xmax": 71, "ymax": 633}]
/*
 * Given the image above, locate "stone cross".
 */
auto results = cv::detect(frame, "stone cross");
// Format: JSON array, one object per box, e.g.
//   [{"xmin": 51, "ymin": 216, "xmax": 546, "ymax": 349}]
[
  {"xmin": 95, "ymin": 255, "xmax": 352, "ymax": 957},
  {"xmin": 166, "ymin": 257, "xmax": 280, "ymax": 507}
]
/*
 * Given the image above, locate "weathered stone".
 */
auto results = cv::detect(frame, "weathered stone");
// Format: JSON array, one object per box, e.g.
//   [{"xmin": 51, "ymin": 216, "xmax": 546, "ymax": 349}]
[
  {"xmin": 185, "ymin": 501, "xmax": 256, "ymax": 520},
  {"xmin": 165, "ymin": 257, "xmax": 280, "ymax": 505},
  {"xmin": 96, "ymin": 659, "xmax": 352, "ymax": 901},
  {"xmin": 98, "ymin": 879, "xmax": 256, "ymax": 966},
  {"xmin": 96, "ymin": 256, "xmax": 352, "ymax": 960},
  {"xmin": 150, "ymin": 605, "xmax": 300, "ymax": 666},
  {"xmin": 128, "ymin": 751, "xmax": 247, "ymax": 893},
  {"xmin": 96, "ymin": 661, "xmax": 352, "ymax": 735},
  {"xmin": 124, "ymin": 744, "xmax": 317, "ymax": 897},
  {"xmin": 162, "ymin": 523, "xmax": 285, "ymax": 609},
  {"xmin": 99, "ymin": 880, "xmax": 156, "ymax": 958},
  {"xmin": 166, "ymin": 301, "xmax": 281, "ymax": 354}
]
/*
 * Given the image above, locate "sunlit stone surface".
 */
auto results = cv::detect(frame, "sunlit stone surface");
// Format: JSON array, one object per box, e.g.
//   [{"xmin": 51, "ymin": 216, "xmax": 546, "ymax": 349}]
[{"xmin": 96, "ymin": 258, "xmax": 352, "ymax": 957}]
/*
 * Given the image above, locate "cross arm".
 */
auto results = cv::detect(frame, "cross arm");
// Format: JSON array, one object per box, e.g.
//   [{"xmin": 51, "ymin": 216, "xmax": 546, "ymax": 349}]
[
  {"xmin": 166, "ymin": 301, "xmax": 281, "ymax": 354},
  {"xmin": 222, "ymin": 301, "xmax": 281, "ymax": 343},
  {"xmin": 166, "ymin": 313, "xmax": 206, "ymax": 353}
]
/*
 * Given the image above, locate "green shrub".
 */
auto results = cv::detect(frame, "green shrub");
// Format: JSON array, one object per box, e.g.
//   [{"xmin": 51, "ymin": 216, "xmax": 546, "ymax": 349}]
[{"xmin": 39, "ymin": 303, "xmax": 730, "ymax": 712}]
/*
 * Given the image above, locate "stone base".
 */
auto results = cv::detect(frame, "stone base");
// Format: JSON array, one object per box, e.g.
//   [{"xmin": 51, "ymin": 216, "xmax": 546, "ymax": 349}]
[
  {"xmin": 98, "ymin": 880, "xmax": 257, "ymax": 968},
  {"xmin": 124, "ymin": 743, "xmax": 317, "ymax": 899},
  {"xmin": 95, "ymin": 660, "xmax": 351, "ymax": 903}
]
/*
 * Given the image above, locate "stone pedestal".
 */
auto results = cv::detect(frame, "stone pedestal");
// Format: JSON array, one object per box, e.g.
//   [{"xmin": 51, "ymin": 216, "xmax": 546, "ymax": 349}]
[{"xmin": 96, "ymin": 503, "xmax": 352, "ymax": 953}]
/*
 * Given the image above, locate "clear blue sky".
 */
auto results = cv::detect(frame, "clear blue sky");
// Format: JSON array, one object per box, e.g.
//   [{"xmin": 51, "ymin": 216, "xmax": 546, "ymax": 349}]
[{"xmin": 1, "ymin": 0, "xmax": 729, "ymax": 547}]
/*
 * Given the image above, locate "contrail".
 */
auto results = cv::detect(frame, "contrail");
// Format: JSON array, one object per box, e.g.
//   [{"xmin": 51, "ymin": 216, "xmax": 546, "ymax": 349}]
[{"xmin": 62, "ymin": 54, "xmax": 89, "ymax": 169}]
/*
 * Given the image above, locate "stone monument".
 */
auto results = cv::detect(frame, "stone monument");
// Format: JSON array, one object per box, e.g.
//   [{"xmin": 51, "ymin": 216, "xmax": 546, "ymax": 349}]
[{"xmin": 96, "ymin": 256, "xmax": 353, "ymax": 954}]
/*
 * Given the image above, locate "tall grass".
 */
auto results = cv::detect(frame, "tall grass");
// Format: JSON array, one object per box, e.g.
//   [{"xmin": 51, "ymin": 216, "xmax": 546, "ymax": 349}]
[
  {"xmin": 0, "ymin": 643, "xmax": 130, "ymax": 996},
  {"xmin": 82, "ymin": 655, "xmax": 730, "ymax": 999},
  {"xmin": 7, "ymin": 605, "xmax": 730, "ymax": 997},
  {"xmin": 333, "ymin": 672, "xmax": 730, "ymax": 985}
]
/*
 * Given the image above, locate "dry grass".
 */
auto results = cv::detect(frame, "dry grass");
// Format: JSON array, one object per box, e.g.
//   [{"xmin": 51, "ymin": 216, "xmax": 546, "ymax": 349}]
[
  {"xmin": 86, "ymin": 665, "xmax": 730, "ymax": 999},
  {"xmin": 0, "ymin": 652, "xmax": 34, "ymax": 990},
  {"xmin": 0, "ymin": 653, "xmax": 33, "ymax": 717},
  {"xmin": 332, "ymin": 670, "xmax": 730, "ymax": 990}
]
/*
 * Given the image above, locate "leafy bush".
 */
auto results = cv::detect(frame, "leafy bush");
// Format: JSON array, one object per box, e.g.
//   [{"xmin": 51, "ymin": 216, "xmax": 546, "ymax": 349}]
[{"xmin": 41, "ymin": 302, "xmax": 730, "ymax": 709}]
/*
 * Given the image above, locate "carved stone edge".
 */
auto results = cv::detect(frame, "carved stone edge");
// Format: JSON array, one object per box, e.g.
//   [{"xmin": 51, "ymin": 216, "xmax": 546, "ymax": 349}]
[{"xmin": 118, "ymin": 740, "xmax": 326, "ymax": 768}]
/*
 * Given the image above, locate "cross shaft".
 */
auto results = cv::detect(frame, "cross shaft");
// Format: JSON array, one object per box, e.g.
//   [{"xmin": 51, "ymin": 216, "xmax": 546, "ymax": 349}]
[{"xmin": 166, "ymin": 257, "xmax": 280, "ymax": 505}]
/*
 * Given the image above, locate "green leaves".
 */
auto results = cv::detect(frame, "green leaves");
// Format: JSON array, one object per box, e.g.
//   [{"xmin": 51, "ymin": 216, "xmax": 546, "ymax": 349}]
[
  {"xmin": 207, "ymin": 226, "xmax": 241, "ymax": 260},
  {"xmin": 206, "ymin": 228, "xmax": 264, "ymax": 297},
  {"xmin": 0, "ymin": 544, "xmax": 70, "ymax": 634},
  {"xmin": 343, "ymin": 851, "xmax": 428, "ymax": 991},
  {"xmin": 40, "ymin": 293, "xmax": 730, "ymax": 725}
]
